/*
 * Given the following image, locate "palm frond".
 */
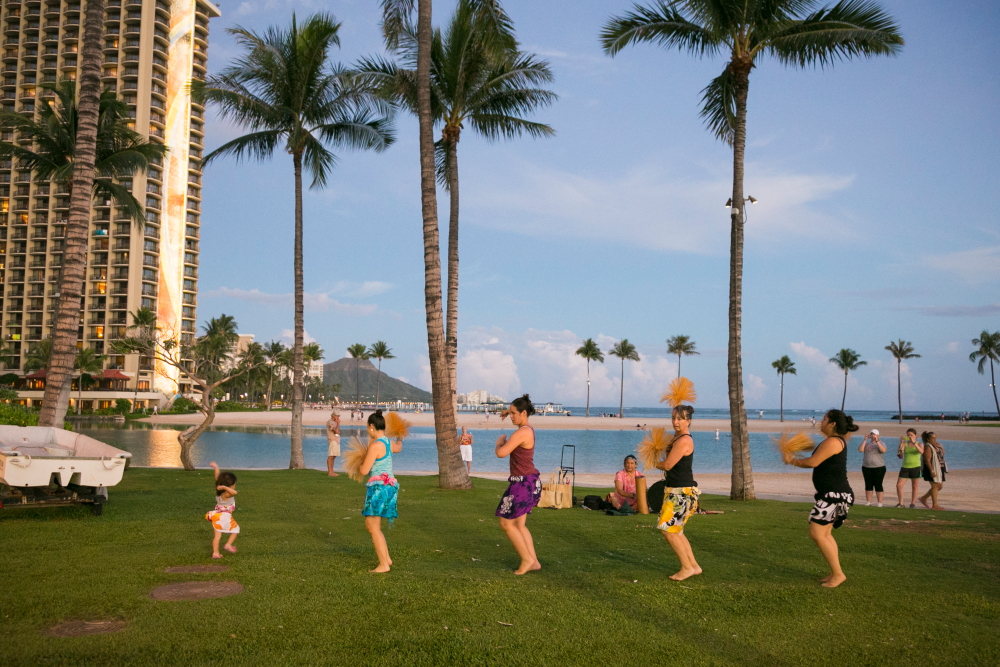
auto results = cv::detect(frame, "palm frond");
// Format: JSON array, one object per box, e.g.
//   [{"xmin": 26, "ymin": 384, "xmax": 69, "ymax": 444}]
[
  {"xmin": 201, "ymin": 130, "xmax": 284, "ymax": 167},
  {"xmin": 601, "ymin": 1, "xmax": 724, "ymax": 57},
  {"xmin": 698, "ymin": 66, "xmax": 737, "ymax": 145}
]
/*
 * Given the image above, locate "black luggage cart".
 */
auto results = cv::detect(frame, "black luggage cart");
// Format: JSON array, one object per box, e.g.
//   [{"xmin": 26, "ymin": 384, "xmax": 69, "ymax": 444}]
[{"xmin": 560, "ymin": 444, "xmax": 576, "ymax": 505}]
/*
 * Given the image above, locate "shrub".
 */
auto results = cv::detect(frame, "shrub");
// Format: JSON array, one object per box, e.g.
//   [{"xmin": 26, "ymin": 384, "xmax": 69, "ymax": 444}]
[
  {"xmin": 165, "ymin": 397, "xmax": 199, "ymax": 414},
  {"xmin": 214, "ymin": 401, "xmax": 260, "ymax": 412},
  {"xmin": 0, "ymin": 403, "xmax": 39, "ymax": 426},
  {"xmin": 0, "ymin": 373, "xmax": 19, "ymax": 387},
  {"xmin": 115, "ymin": 398, "xmax": 132, "ymax": 415}
]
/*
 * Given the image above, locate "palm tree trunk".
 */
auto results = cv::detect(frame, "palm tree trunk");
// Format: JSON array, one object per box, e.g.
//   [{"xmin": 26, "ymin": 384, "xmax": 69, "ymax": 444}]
[
  {"xmin": 445, "ymin": 137, "xmax": 460, "ymax": 416},
  {"xmin": 585, "ymin": 359, "xmax": 590, "ymax": 418},
  {"xmin": 897, "ymin": 360, "xmax": 902, "ymax": 425},
  {"xmin": 375, "ymin": 358, "xmax": 382, "ymax": 406},
  {"xmin": 417, "ymin": 0, "xmax": 470, "ymax": 490},
  {"xmin": 727, "ymin": 62, "xmax": 755, "ymax": 501},
  {"xmin": 288, "ymin": 151, "xmax": 305, "ymax": 469},
  {"xmin": 77, "ymin": 378, "xmax": 82, "ymax": 416},
  {"xmin": 779, "ymin": 373, "xmax": 784, "ymax": 423},
  {"xmin": 178, "ymin": 388, "xmax": 216, "ymax": 471},
  {"xmin": 841, "ymin": 371, "xmax": 848, "ymax": 411},
  {"xmin": 355, "ymin": 359, "xmax": 361, "ymax": 405},
  {"xmin": 38, "ymin": 0, "xmax": 105, "ymax": 428},
  {"xmin": 991, "ymin": 358, "xmax": 1000, "ymax": 418},
  {"xmin": 677, "ymin": 353, "xmax": 681, "ymax": 379},
  {"xmin": 265, "ymin": 370, "xmax": 273, "ymax": 411},
  {"xmin": 618, "ymin": 359, "xmax": 624, "ymax": 418}
]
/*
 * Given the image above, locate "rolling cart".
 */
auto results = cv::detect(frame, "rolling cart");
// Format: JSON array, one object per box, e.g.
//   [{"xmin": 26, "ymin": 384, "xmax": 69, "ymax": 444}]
[{"xmin": 560, "ymin": 444, "xmax": 576, "ymax": 505}]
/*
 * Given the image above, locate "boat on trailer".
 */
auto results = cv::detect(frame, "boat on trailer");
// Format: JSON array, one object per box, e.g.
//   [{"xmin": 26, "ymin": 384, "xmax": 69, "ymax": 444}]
[{"xmin": 0, "ymin": 426, "xmax": 131, "ymax": 516}]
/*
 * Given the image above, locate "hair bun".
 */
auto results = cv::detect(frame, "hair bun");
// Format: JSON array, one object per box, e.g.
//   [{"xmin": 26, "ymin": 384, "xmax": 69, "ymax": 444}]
[{"xmin": 845, "ymin": 416, "xmax": 859, "ymax": 432}]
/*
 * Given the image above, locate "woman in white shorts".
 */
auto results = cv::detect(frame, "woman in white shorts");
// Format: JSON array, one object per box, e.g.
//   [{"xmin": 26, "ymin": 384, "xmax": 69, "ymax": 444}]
[
  {"xmin": 459, "ymin": 427, "xmax": 473, "ymax": 473},
  {"xmin": 326, "ymin": 411, "xmax": 341, "ymax": 476}
]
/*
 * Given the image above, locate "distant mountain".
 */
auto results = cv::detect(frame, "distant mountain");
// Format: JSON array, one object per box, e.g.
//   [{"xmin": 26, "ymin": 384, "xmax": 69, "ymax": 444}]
[{"xmin": 324, "ymin": 357, "xmax": 432, "ymax": 403}]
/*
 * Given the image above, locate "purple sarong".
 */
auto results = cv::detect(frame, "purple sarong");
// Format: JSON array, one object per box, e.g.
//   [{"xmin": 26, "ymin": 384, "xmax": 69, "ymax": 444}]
[{"xmin": 496, "ymin": 474, "xmax": 542, "ymax": 519}]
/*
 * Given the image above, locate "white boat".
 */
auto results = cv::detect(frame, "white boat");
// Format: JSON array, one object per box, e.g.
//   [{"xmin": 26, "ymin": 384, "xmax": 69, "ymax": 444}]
[{"xmin": 0, "ymin": 426, "xmax": 131, "ymax": 515}]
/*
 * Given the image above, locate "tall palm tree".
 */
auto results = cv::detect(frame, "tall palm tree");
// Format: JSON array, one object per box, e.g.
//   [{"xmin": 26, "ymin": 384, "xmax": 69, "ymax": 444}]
[
  {"xmin": 363, "ymin": 1, "xmax": 555, "ymax": 411},
  {"xmin": 367, "ymin": 341, "xmax": 396, "ymax": 407},
  {"xmin": 970, "ymin": 331, "xmax": 1000, "ymax": 418},
  {"xmin": 771, "ymin": 355, "xmax": 796, "ymax": 422},
  {"xmin": 195, "ymin": 14, "xmax": 394, "ymax": 470},
  {"xmin": 74, "ymin": 348, "xmax": 104, "ymax": 415},
  {"xmin": 886, "ymin": 340, "xmax": 920, "ymax": 424},
  {"xmin": 608, "ymin": 339, "xmax": 640, "ymax": 419},
  {"xmin": 262, "ymin": 341, "xmax": 286, "ymax": 411},
  {"xmin": 575, "ymin": 338, "xmax": 604, "ymax": 417},
  {"xmin": 0, "ymin": 82, "xmax": 166, "ymax": 427},
  {"xmin": 126, "ymin": 307, "xmax": 158, "ymax": 408},
  {"xmin": 347, "ymin": 343, "xmax": 370, "ymax": 406},
  {"xmin": 380, "ymin": 0, "xmax": 474, "ymax": 490},
  {"xmin": 601, "ymin": 1, "xmax": 903, "ymax": 501},
  {"xmin": 829, "ymin": 348, "xmax": 866, "ymax": 411},
  {"xmin": 666, "ymin": 335, "xmax": 699, "ymax": 378}
]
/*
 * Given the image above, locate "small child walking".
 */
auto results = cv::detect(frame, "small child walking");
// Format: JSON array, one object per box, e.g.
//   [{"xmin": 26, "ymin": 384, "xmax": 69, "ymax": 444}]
[
  {"xmin": 360, "ymin": 410, "xmax": 403, "ymax": 573},
  {"xmin": 205, "ymin": 461, "xmax": 239, "ymax": 559}
]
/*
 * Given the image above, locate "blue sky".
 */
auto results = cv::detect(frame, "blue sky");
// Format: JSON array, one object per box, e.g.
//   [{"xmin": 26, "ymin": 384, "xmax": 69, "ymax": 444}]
[{"xmin": 197, "ymin": 0, "xmax": 1000, "ymax": 412}]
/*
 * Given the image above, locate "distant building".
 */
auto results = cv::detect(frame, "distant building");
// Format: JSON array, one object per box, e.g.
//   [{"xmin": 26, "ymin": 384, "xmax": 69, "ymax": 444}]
[
  {"xmin": 459, "ymin": 389, "xmax": 505, "ymax": 405},
  {"xmin": 307, "ymin": 360, "xmax": 323, "ymax": 382}
]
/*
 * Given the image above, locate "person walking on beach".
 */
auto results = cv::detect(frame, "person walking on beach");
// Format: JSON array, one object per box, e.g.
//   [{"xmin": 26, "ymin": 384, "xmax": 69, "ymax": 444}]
[
  {"xmin": 782, "ymin": 409, "xmax": 856, "ymax": 588},
  {"xmin": 655, "ymin": 404, "xmax": 702, "ymax": 581},
  {"xmin": 859, "ymin": 429, "xmax": 887, "ymax": 506},
  {"xmin": 360, "ymin": 410, "xmax": 403, "ymax": 573},
  {"xmin": 895, "ymin": 428, "xmax": 924, "ymax": 508},
  {"xmin": 495, "ymin": 394, "xmax": 542, "ymax": 575},
  {"xmin": 326, "ymin": 411, "xmax": 341, "ymax": 477},
  {"xmin": 918, "ymin": 431, "xmax": 947, "ymax": 510},
  {"xmin": 459, "ymin": 427, "xmax": 473, "ymax": 474}
]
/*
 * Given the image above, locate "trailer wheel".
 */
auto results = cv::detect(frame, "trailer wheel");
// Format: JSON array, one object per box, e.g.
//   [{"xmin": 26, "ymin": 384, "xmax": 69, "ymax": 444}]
[{"xmin": 90, "ymin": 503, "xmax": 104, "ymax": 516}]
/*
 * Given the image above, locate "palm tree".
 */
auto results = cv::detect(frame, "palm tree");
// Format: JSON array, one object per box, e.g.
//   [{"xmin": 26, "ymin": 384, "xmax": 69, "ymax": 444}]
[
  {"xmin": 608, "ymin": 340, "xmax": 640, "ymax": 419},
  {"xmin": 0, "ymin": 82, "xmax": 166, "ymax": 427},
  {"xmin": 24, "ymin": 339, "xmax": 53, "ymax": 374},
  {"xmin": 380, "ymin": 0, "xmax": 473, "ymax": 490},
  {"xmin": 886, "ymin": 340, "xmax": 920, "ymax": 424},
  {"xmin": 262, "ymin": 341, "xmax": 286, "ymax": 411},
  {"xmin": 195, "ymin": 14, "xmax": 394, "ymax": 470},
  {"xmin": 829, "ymin": 348, "xmax": 866, "ymax": 411},
  {"xmin": 575, "ymin": 338, "xmax": 604, "ymax": 417},
  {"xmin": 601, "ymin": 2, "xmax": 903, "ymax": 500},
  {"xmin": 74, "ymin": 348, "xmax": 104, "ymax": 415},
  {"xmin": 363, "ymin": 1, "xmax": 555, "ymax": 413},
  {"xmin": 367, "ymin": 341, "xmax": 396, "ymax": 407},
  {"xmin": 970, "ymin": 331, "xmax": 1000, "ymax": 418},
  {"xmin": 347, "ymin": 343, "xmax": 370, "ymax": 406},
  {"xmin": 771, "ymin": 355, "xmax": 796, "ymax": 422},
  {"xmin": 126, "ymin": 307, "xmax": 158, "ymax": 407},
  {"xmin": 666, "ymin": 335, "xmax": 699, "ymax": 378}
]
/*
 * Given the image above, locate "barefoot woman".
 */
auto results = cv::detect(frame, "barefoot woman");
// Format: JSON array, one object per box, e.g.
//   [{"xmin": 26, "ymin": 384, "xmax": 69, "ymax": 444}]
[
  {"xmin": 783, "ymin": 408, "xmax": 857, "ymax": 588},
  {"xmin": 495, "ymin": 394, "xmax": 542, "ymax": 575},
  {"xmin": 655, "ymin": 405, "xmax": 702, "ymax": 581}
]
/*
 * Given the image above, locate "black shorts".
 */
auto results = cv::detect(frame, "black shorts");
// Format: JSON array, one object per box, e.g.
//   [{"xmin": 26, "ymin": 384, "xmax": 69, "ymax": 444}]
[
  {"xmin": 862, "ymin": 466, "xmax": 886, "ymax": 492},
  {"xmin": 898, "ymin": 466, "xmax": 921, "ymax": 479},
  {"xmin": 921, "ymin": 465, "xmax": 946, "ymax": 484}
]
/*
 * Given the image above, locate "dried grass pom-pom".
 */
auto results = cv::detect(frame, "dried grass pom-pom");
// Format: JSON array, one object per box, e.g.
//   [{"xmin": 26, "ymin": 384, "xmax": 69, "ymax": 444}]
[
  {"xmin": 343, "ymin": 436, "xmax": 371, "ymax": 483},
  {"xmin": 636, "ymin": 426, "xmax": 672, "ymax": 470},
  {"xmin": 774, "ymin": 432, "xmax": 815, "ymax": 463},
  {"xmin": 660, "ymin": 377, "xmax": 696, "ymax": 408},
  {"xmin": 385, "ymin": 412, "xmax": 412, "ymax": 439}
]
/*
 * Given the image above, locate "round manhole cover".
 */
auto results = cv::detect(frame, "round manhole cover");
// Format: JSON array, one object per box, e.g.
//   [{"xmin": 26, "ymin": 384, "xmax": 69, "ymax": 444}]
[
  {"xmin": 47, "ymin": 620, "xmax": 126, "ymax": 637},
  {"xmin": 164, "ymin": 565, "xmax": 229, "ymax": 573},
  {"xmin": 150, "ymin": 581, "xmax": 243, "ymax": 601}
]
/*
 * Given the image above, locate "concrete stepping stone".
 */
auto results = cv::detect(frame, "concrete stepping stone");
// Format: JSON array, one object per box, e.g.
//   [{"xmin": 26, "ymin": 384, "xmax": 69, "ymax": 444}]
[
  {"xmin": 164, "ymin": 565, "xmax": 229, "ymax": 573},
  {"xmin": 150, "ymin": 581, "xmax": 243, "ymax": 601},
  {"xmin": 47, "ymin": 620, "xmax": 126, "ymax": 637}
]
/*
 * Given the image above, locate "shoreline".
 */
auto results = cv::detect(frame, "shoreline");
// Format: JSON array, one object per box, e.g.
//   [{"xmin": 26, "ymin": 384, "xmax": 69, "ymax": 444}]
[{"xmin": 139, "ymin": 410, "xmax": 1000, "ymax": 445}]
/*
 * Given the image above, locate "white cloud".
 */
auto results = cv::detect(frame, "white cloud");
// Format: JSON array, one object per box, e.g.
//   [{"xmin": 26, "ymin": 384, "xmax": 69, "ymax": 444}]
[
  {"xmin": 463, "ymin": 158, "xmax": 855, "ymax": 254},
  {"xmin": 924, "ymin": 246, "xmax": 1000, "ymax": 284},
  {"xmin": 789, "ymin": 341, "xmax": 874, "ymax": 408},
  {"xmin": 279, "ymin": 329, "xmax": 316, "ymax": 345},
  {"xmin": 206, "ymin": 287, "xmax": 377, "ymax": 316},
  {"xmin": 945, "ymin": 341, "xmax": 960, "ymax": 353},
  {"xmin": 745, "ymin": 374, "xmax": 767, "ymax": 402},
  {"xmin": 458, "ymin": 349, "xmax": 521, "ymax": 398}
]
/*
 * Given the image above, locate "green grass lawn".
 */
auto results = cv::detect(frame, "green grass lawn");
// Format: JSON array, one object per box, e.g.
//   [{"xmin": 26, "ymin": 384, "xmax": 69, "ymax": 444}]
[{"xmin": 1, "ymin": 469, "xmax": 998, "ymax": 667}]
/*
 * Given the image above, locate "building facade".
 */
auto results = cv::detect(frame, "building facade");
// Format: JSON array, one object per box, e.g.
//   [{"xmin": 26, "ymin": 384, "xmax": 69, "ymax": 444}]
[{"xmin": 0, "ymin": 0, "xmax": 219, "ymax": 408}]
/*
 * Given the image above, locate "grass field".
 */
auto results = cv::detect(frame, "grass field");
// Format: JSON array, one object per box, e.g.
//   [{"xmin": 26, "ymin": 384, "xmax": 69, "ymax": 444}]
[{"xmin": 1, "ymin": 469, "xmax": 998, "ymax": 666}]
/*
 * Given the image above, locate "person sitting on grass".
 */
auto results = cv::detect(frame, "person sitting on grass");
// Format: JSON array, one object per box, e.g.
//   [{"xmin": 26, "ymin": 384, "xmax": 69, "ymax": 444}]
[
  {"xmin": 360, "ymin": 410, "xmax": 403, "ymax": 573},
  {"xmin": 495, "ymin": 394, "xmax": 542, "ymax": 575},
  {"xmin": 607, "ymin": 455, "xmax": 644, "ymax": 511},
  {"xmin": 655, "ymin": 404, "xmax": 702, "ymax": 581},
  {"xmin": 782, "ymin": 409, "xmax": 857, "ymax": 588},
  {"xmin": 205, "ymin": 461, "xmax": 239, "ymax": 559}
]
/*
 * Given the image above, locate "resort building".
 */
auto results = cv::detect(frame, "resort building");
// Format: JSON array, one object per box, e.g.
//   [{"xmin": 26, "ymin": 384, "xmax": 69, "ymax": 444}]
[{"xmin": 0, "ymin": 0, "xmax": 220, "ymax": 410}]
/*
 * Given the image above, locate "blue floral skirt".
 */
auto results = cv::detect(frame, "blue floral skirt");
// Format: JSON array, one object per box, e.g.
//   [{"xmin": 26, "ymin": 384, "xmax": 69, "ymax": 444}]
[{"xmin": 363, "ymin": 481, "xmax": 398, "ymax": 522}]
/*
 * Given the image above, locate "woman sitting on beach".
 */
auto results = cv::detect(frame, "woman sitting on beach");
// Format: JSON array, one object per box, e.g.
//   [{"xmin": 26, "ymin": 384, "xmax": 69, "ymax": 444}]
[
  {"xmin": 895, "ymin": 428, "xmax": 924, "ymax": 508},
  {"xmin": 607, "ymin": 455, "xmax": 644, "ymax": 511},
  {"xmin": 782, "ymin": 408, "xmax": 856, "ymax": 588},
  {"xmin": 495, "ymin": 394, "xmax": 542, "ymax": 575},
  {"xmin": 655, "ymin": 405, "xmax": 702, "ymax": 581},
  {"xmin": 918, "ymin": 431, "xmax": 947, "ymax": 510}
]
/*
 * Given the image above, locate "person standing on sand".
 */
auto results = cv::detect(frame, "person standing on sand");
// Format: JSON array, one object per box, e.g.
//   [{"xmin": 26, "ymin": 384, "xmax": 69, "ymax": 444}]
[
  {"xmin": 459, "ymin": 426, "xmax": 473, "ymax": 474},
  {"xmin": 495, "ymin": 394, "xmax": 542, "ymax": 575},
  {"xmin": 895, "ymin": 428, "xmax": 924, "ymax": 508},
  {"xmin": 918, "ymin": 431, "xmax": 947, "ymax": 510},
  {"xmin": 655, "ymin": 404, "xmax": 702, "ymax": 581},
  {"xmin": 859, "ymin": 429, "xmax": 887, "ymax": 506},
  {"xmin": 326, "ymin": 411, "xmax": 341, "ymax": 477},
  {"xmin": 782, "ymin": 409, "xmax": 856, "ymax": 588}
]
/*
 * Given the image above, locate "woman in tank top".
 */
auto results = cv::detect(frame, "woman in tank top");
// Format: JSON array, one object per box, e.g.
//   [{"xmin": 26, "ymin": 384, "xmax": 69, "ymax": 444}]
[
  {"xmin": 782, "ymin": 408, "xmax": 857, "ymax": 588},
  {"xmin": 360, "ymin": 410, "xmax": 403, "ymax": 573},
  {"xmin": 654, "ymin": 404, "xmax": 702, "ymax": 581},
  {"xmin": 895, "ymin": 428, "xmax": 924, "ymax": 507},
  {"xmin": 495, "ymin": 394, "xmax": 542, "ymax": 575}
]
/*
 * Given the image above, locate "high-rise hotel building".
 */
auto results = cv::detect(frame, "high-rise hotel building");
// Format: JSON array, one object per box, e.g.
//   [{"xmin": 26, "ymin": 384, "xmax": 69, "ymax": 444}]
[{"xmin": 1, "ymin": 0, "xmax": 219, "ymax": 405}]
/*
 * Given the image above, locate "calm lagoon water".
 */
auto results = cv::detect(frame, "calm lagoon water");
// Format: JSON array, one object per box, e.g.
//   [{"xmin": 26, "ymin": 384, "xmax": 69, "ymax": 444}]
[{"xmin": 79, "ymin": 425, "xmax": 1000, "ymax": 475}]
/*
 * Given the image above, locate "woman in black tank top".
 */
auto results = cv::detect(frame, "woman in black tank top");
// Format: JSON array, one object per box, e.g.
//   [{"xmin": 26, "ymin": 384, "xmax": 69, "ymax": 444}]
[
  {"xmin": 781, "ymin": 409, "xmax": 857, "ymax": 588},
  {"xmin": 654, "ymin": 404, "xmax": 702, "ymax": 581}
]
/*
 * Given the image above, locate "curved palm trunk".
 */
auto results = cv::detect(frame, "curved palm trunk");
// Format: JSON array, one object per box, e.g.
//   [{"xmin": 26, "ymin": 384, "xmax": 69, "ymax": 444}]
[
  {"xmin": 841, "ymin": 371, "xmax": 848, "ymax": 411},
  {"xmin": 38, "ymin": 0, "xmax": 105, "ymax": 428},
  {"xmin": 289, "ymin": 152, "xmax": 305, "ymax": 469},
  {"xmin": 355, "ymin": 359, "xmax": 361, "ymax": 405},
  {"xmin": 417, "ymin": 0, "xmax": 470, "ymax": 490},
  {"xmin": 585, "ymin": 359, "xmax": 590, "ymax": 417},
  {"xmin": 375, "ymin": 358, "xmax": 382, "ymax": 406},
  {"xmin": 178, "ymin": 392, "xmax": 216, "ymax": 471},
  {"xmin": 779, "ymin": 373, "xmax": 784, "ymax": 422},
  {"xmin": 445, "ymin": 138, "xmax": 460, "ymax": 415},
  {"xmin": 727, "ymin": 62, "xmax": 755, "ymax": 501},
  {"xmin": 991, "ymin": 358, "xmax": 1000, "ymax": 418},
  {"xmin": 618, "ymin": 359, "xmax": 624, "ymax": 418},
  {"xmin": 896, "ymin": 360, "xmax": 902, "ymax": 424}
]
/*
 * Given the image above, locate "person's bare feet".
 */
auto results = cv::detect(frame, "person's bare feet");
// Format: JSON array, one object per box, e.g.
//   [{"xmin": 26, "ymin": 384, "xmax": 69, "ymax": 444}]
[
  {"xmin": 212, "ymin": 553, "xmax": 223, "ymax": 559},
  {"xmin": 919, "ymin": 496, "xmax": 931, "ymax": 509},
  {"xmin": 932, "ymin": 505, "xmax": 946, "ymax": 511},
  {"xmin": 327, "ymin": 472, "xmax": 339, "ymax": 477},
  {"xmin": 514, "ymin": 560, "xmax": 541, "ymax": 575},
  {"xmin": 370, "ymin": 564, "xmax": 391, "ymax": 573},
  {"xmin": 819, "ymin": 574, "xmax": 832, "ymax": 583},
  {"xmin": 669, "ymin": 567, "xmax": 702, "ymax": 581},
  {"xmin": 223, "ymin": 545, "xmax": 237, "ymax": 554},
  {"xmin": 821, "ymin": 573, "xmax": 847, "ymax": 588}
]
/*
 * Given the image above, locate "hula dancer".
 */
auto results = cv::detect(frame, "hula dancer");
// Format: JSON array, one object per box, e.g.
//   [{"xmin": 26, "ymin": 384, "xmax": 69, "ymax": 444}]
[
  {"xmin": 360, "ymin": 410, "xmax": 403, "ymax": 573},
  {"xmin": 655, "ymin": 405, "xmax": 702, "ymax": 581},
  {"xmin": 782, "ymin": 409, "xmax": 857, "ymax": 588},
  {"xmin": 205, "ymin": 461, "xmax": 239, "ymax": 559},
  {"xmin": 495, "ymin": 394, "xmax": 542, "ymax": 575}
]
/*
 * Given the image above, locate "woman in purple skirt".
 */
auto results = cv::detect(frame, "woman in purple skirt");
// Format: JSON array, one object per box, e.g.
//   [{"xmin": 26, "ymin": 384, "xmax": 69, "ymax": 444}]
[{"xmin": 495, "ymin": 394, "xmax": 542, "ymax": 575}]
